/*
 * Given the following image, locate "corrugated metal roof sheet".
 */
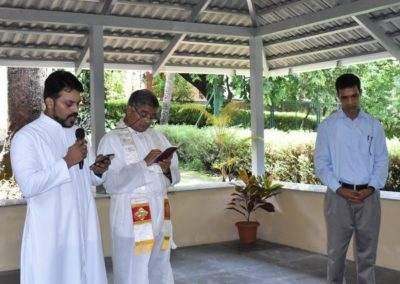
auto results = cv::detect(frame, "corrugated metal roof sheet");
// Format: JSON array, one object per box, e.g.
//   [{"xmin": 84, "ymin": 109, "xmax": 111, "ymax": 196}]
[{"xmin": 0, "ymin": 0, "xmax": 398, "ymax": 75}]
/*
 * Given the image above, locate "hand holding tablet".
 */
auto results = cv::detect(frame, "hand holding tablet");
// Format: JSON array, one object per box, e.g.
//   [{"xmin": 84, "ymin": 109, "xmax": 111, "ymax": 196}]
[{"xmin": 154, "ymin": 145, "xmax": 181, "ymax": 163}]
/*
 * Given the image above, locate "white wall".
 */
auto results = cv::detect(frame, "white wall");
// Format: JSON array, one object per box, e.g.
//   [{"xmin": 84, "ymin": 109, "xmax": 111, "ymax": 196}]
[
  {"xmin": 0, "ymin": 186, "xmax": 400, "ymax": 272},
  {"xmin": 257, "ymin": 188, "xmax": 400, "ymax": 272}
]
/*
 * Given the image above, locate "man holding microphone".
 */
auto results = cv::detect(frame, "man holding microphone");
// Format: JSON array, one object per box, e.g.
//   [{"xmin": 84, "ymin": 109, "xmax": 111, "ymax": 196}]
[{"xmin": 11, "ymin": 70, "xmax": 111, "ymax": 284}]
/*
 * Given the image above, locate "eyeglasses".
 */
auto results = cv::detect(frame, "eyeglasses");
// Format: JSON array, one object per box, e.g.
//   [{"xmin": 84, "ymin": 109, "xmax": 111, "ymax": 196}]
[{"xmin": 131, "ymin": 105, "xmax": 158, "ymax": 127}]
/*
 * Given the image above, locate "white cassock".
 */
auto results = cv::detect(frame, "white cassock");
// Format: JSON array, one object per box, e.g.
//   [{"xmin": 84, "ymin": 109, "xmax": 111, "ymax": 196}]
[
  {"xmin": 10, "ymin": 113, "xmax": 107, "ymax": 284},
  {"xmin": 98, "ymin": 121, "xmax": 180, "ymax": 284}
]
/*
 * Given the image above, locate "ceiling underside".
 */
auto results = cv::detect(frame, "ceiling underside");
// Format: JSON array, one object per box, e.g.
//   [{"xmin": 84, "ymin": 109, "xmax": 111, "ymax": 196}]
[{"xmin": 0, "ymin": 0, "xmax": 398, "ymax": 76}]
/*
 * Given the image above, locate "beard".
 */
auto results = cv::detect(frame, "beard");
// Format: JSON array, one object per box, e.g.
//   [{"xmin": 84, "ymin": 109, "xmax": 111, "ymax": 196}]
[{"xmin": 53, "ymin": 113, "xmax": 78, "ymax": 128}]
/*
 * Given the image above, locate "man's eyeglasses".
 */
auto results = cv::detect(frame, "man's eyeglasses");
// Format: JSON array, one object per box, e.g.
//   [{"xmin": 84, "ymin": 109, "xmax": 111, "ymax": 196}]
[{"xmin": 131, "ymin": 105, "xmax": 158, "ymax": 127}]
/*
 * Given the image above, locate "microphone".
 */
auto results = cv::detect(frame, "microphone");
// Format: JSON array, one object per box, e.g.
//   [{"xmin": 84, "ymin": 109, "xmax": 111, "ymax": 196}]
[{"xmin": 75, "ymin": 128, "xmax": 85, "ymax": 169}]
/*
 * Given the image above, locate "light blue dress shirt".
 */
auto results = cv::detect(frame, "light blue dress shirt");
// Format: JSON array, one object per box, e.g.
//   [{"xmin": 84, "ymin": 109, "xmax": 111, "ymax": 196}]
[{"xmin": 314, "ymin": 108, "xmax": 389, "ymax": 192}]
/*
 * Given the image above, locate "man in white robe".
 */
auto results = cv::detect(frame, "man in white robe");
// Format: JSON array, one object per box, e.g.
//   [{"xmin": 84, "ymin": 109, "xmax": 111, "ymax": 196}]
[
  {"xmin": 10, "ymin": 70, "xmax": 111, "ymax": 284},
  {"xmin": 98, "ymin": 89, "xmax": 180, "ymax": 284}
]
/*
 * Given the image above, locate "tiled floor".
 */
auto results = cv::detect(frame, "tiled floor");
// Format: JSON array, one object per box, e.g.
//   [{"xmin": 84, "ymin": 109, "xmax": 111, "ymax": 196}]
[
  {"xmin": 170, "ymin": 241, "xmax": 400, "ymax": 284},
  {"xmin": 2, "ymin": 241, "xmax": 400, "ymax": 284}
]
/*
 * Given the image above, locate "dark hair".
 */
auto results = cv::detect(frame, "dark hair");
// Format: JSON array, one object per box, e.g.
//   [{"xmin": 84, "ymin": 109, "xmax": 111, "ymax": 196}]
[
  {"xmin": 43, "ymin": 70, "xmax": 84, "ymax": 99},
  {"xmin": 335, "ymin": 73, "xmax": 361, "ymax": 93},
  {"xmin": 128, "ymin": 89, "xmax": 159, "ymax": 109}
]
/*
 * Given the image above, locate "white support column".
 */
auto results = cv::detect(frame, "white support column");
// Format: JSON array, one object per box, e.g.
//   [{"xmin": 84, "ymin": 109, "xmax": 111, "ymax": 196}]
[
  {"xmin": 89, "ymin": 25, "xmax": 105, "ymax": 149},
  {"xmin": 0, "ymin": 67, "xmax": 7, "ymax": 139},
  {"xmin": 249, "ymin": 36, "xmax": 265, "ymax": 176},
  {"xmin": 246, "ymin": 0, "xmax": 269, "ymax": 74},
  {"xmin": 75, "ymin": 0, "xmax": 117, "ymax": 75},
  {"xmin": 246, "ymin": 0, "xmax": 259, "ymax": 27}
]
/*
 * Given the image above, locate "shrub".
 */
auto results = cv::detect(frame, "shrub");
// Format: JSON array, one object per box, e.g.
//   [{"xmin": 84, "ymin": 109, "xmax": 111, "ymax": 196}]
[
  {"xmin": 230, "ymin": 110, "xmax": 317, "ymax": 130},
  {"xmin": 105, "ymin": 99, "xmax": 126, "ymax": 130},
  {"xmin": 103, "ymin": 101, "xmax": 318, "ymax": 132},
  {"xmin": 157, "ymin": 125, "xmax": 400, "ymax": 192},
  {"xmin": 167, "ymin": 103, "xmax": 317, "ymax": 131},
  {"xmin": 157, "ymin": 125, "xmax": 217, "ymax": 172},
  {"xmin": 168, "ymin": 103, "xmax": 208, "ymax": 126}
]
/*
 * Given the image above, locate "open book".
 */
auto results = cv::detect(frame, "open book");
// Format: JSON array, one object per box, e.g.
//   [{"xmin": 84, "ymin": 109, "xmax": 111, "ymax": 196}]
[{"xmin": 154, "ymin": 144, "xmax": 181, "ymax": 163}]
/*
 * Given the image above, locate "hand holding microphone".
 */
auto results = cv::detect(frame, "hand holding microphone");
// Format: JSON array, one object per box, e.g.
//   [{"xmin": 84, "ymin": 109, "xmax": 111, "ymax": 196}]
[
  {"xmin": 75, "ymin": 128, "xmax": 85, "ymax": 169},
  {"xmin": 63, "ymin": 128, "xmax": 87, "ymax": 169}
]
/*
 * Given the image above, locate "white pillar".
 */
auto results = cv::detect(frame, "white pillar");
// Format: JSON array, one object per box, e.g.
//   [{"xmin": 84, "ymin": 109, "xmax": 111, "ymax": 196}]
[
  {"xmin": 0, "ymin": 67, "xmax": 7, "ymax": 140},
  {"xmin": 249, "ymin": 36, "xmax": 265, "ymax": 176},
  {"xmin": 89, "ymin": 25, "xmax": 105, "ymax": 149}
]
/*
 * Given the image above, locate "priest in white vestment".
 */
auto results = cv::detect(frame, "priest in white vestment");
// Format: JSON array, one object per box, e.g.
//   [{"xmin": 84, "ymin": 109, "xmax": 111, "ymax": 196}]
[
  {"xmin": 98, "ymin": 89, "xmax": 180, "ymax": 284},
  {"xmin": 10, "ymin": 71, "xmax": 111, "ymax": 284}
]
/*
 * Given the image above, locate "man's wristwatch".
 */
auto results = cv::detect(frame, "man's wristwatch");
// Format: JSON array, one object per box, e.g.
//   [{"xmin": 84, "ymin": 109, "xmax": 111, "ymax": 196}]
[{"xmin": 367, "ymin": 186, "xmax": 376, "ymax": 192}]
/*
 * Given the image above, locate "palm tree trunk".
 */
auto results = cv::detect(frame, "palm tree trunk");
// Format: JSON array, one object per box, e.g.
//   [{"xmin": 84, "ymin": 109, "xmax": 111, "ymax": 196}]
[
  {"xmin": 160, "ymin": 73, "xmax": 175, "ymax": 125},
  {"xmin": 0, "ymin": 67, "xmax": 46, "ymax": 179}
]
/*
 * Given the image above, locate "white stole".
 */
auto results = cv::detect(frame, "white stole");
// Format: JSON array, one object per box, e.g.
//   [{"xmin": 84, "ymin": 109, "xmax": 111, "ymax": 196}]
[{"xmin": 114, "ymin": 121, "xmax": 172, "ymax": 254}]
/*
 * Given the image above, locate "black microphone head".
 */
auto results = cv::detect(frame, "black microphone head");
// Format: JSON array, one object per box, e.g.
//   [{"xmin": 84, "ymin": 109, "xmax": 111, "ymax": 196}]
[{"xmin": 75, "ymin": 128, "xmax": 85, "ymax": 140}]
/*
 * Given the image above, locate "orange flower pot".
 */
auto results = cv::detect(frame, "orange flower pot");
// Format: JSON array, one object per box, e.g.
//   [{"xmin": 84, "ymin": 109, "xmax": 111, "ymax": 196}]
[{"xmin": 235, "ymin": 221, "xmax": 260, "ymax": 245}]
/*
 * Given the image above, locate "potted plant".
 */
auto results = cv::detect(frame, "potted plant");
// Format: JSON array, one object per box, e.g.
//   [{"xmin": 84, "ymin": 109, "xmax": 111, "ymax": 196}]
[{"xmin": 227, "ymin": 170, "xmax": 282, "ymax": 245}]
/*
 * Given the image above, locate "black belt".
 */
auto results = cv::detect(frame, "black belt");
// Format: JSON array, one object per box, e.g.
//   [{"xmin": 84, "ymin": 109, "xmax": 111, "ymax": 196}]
[{"xmin": 340, "ymin": 182, "xmax": 368, "ymax": 191}]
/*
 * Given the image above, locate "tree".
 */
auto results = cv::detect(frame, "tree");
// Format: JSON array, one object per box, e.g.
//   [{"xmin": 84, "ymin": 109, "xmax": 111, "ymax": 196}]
[
  {"xmin": 180, "ymin": 60, "xmax": 400, "ymax": 136},
  {"xmin": 207, "ymin": 75, "xmax": 225, "ymax": 115},
  {"xmin": 179, "ymin": 73, "xmax": 207, "ymax": 98},
  {"xmin": 230, "ymin": 75, "xmax": 250, "ymax": 102},
  {"xmin": 152, "ymin": 73, "xmax": 192, "ymax": 103},
  {"xmin": 160, "ymin": 73, "xmax": 175, "ymax": 124},
  {"xmin": 104, "ymin": 70, "xmax": 124, "ymax": 99},
  {"xmin": 76, "ymin": 70, "xmax": 129, "ymax": 132},
  {"xmin": 145, "ymin": 71, "xmax": 153, "ymax": 91},
  {"xmin": 180, "ymin": 101, "xmax": 248, "ymax": 181},
  {"xmin": 76, "ymin": 70, "xmax": 92, "ymax": 132},
  {"xmin": 179, "ymin": 74, "xmax": 226, "ymax": 114},
  {"xmin": 354, "ymin": 60, "xmax": 400, "ymax": 137},
  {"xmin": 263, "ymin": 77, "xmax": 290, "ymax": 128},
  {"xmin": 0, "ymin": 67, "xmax": 47, "ymax": 179}
]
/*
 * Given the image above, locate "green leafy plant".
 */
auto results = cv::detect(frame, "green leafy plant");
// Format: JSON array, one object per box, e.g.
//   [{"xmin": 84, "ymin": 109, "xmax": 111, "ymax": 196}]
[
  {"xmin": 153, "ymin": 73, "xmax": 194, "ymax": 102},
  {"xmin": 227, "ymin": 170, "xmax": 283, "ymax": 222},
  {"xmin": 180, "ymin": 102, "xmax": 250, "ymax": 180}
]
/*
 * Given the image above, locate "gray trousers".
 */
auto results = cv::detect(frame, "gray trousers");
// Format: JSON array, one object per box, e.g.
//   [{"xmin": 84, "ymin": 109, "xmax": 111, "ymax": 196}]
[{"xmin": 324, "ymin": 189, "xmax": 381, "ymax": 284}]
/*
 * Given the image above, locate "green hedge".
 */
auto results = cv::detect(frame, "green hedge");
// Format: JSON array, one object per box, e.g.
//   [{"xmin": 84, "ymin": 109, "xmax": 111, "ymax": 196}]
[
  {"xmin": 230, "ymin": 110, "xmax": 317, "ymax": 130},
  {"xmin": 157, "ymin": 125, "xmax": 400, "ymax": 192},
  {"xmin": 102, "ymin": 100, "xmax": 397, "ymax": 137},
  {"xmin": 105, "ymin": 100, "xmax": 318, "ymax": 131},
  {"xmin": 158, "ymin": 125, "xmax": 218, "ymax": 171},
  {"xmin": 168, "ymin": 103, "xmax": 318, "ymax": 130},
  {"xmin": 168, "ymin": 103, "xmax": 208, "ymax": 126},
  {"xmin": 105, "ymin": 99, "xmax": 126, "ymax": 129}
]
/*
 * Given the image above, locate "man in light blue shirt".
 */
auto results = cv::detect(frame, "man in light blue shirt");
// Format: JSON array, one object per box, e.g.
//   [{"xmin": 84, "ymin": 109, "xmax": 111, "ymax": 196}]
[{"xmin": 314, "ymin": 74, "xmax": 388, "ymax": 284}]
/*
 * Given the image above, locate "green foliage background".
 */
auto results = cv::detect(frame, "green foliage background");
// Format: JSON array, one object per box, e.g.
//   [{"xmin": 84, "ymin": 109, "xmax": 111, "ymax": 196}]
[
  {"xmin": 157, "ymin": 125, "xmax": 400, "ymax": 191},
  {"xmin": 75, "ymin": 60, "xmax": 400, "ymax": 190}
]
